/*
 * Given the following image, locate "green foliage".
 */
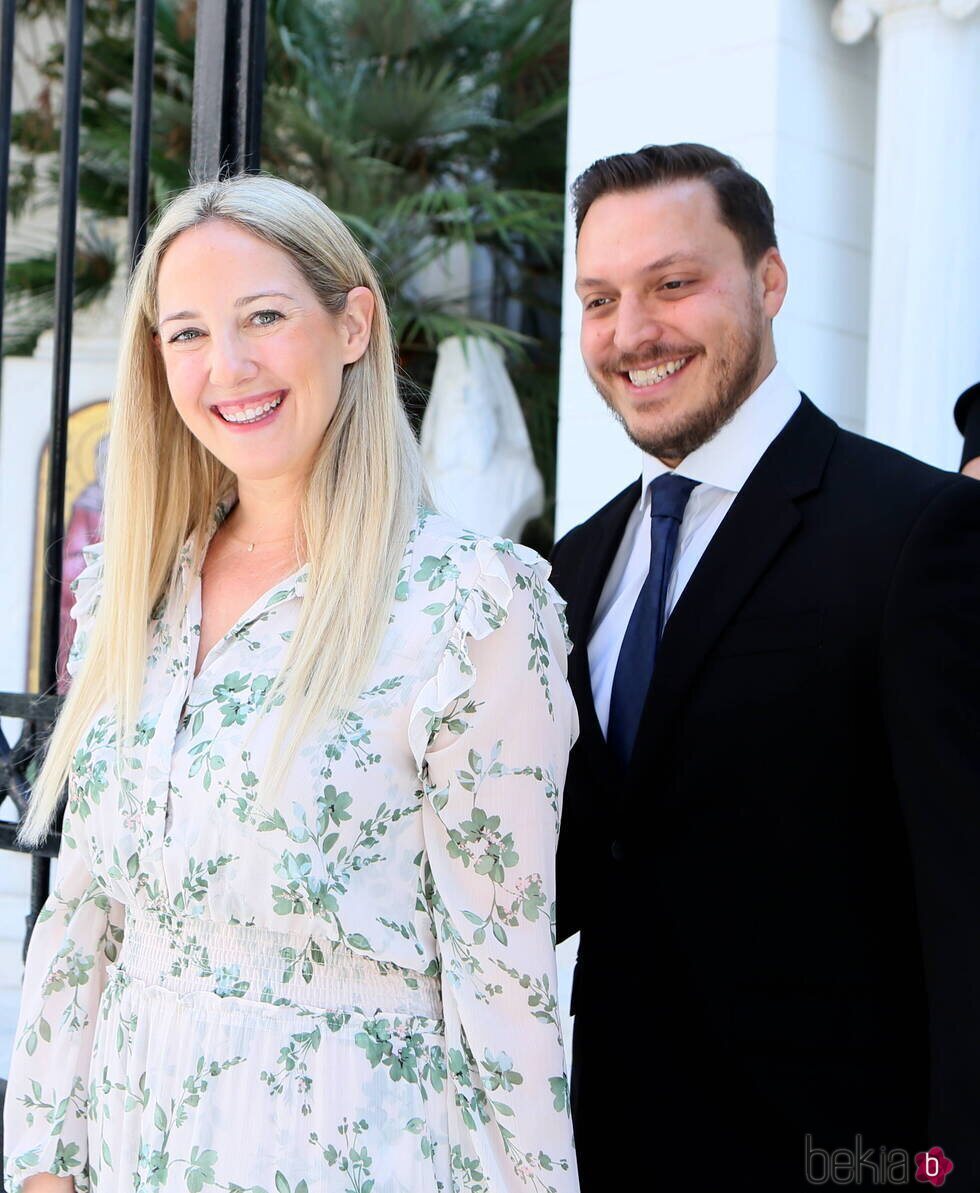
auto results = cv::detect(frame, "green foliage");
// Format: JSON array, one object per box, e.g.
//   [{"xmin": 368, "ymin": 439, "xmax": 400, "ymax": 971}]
[{"xmin": 6, "ymin": 0, "xmax": 570, "ymax": 540}]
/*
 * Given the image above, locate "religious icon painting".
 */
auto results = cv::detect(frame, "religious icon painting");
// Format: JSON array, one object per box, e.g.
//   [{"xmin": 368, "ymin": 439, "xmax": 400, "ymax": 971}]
[{"xmin": 28, "ymin": 400, "xmax": 110, "ymax": 693}]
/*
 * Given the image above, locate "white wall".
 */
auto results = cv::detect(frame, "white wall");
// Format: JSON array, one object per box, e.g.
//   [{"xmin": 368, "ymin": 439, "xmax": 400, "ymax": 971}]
[{"xmin": 555, "ymin": 0, "xmax": 878, "ymax": 535}]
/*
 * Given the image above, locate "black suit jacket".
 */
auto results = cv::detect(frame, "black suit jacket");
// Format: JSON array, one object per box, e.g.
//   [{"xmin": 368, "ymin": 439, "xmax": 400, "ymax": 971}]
[{"xmin": 550, "ymin": 398, "xmax": 980, "ymax": 1191}]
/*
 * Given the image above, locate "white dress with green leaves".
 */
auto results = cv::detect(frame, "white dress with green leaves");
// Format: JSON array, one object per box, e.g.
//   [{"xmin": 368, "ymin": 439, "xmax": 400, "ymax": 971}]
[{"xmin": 3, "ymin": 510, "xmax": 579, "ymax": 1193}]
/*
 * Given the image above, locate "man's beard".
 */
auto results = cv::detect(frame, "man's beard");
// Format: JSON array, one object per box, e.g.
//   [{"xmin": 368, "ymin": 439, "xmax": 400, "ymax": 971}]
[{"xmin": 589, "ymin": 302, "xmax": 766, "ymax": 462}]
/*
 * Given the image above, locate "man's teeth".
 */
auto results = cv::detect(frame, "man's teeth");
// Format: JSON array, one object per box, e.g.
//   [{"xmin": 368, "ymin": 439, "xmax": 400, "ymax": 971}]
[
  {"xmin": 628, "ymin": 358, "xmax": 689, "ymax": 386},
  {"xmin": 219, "ymin": 393, "xmax": 284, "ymax": 424}
]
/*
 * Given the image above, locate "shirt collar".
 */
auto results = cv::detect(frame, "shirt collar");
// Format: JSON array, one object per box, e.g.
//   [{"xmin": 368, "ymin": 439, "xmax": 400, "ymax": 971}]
[{"xmin": 640, "ymin": 363, "xmax": 802, "ymax": 499}]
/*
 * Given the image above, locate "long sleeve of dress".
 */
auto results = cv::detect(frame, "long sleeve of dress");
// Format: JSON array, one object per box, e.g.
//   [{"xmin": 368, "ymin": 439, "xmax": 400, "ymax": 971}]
[
  {"xmin": 409, "ymin": 539, "xmax": 580, "ymax": 1193},
  {"xmin": 4, "ymin": 546, "xmax": 125, "ymax": 1193}
]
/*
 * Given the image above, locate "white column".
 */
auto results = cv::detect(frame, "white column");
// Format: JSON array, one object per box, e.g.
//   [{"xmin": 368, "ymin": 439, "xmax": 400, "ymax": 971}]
[{"xmin": 832, "ymin": 0, "xmax": 980, "ymax": 469}]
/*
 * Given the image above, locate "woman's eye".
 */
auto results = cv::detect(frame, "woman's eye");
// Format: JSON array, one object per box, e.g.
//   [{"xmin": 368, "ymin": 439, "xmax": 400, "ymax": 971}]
[
  {"xmin": 251, "ymin": 309, "xmax": 283, "ymax": 327},
  {"xmin": 169, "ymin": 327, "xmax": 202, "ymax": 344}
]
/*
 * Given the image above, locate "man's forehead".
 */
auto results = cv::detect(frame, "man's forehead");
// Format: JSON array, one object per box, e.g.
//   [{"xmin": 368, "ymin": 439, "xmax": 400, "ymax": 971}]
[
  {"xmin": 576, "ymin": 181, "xmax": 728, "ymax": 280},
  {"xmin": 583, "ymin": 177, "xmax": 718, "ymax": 225}
]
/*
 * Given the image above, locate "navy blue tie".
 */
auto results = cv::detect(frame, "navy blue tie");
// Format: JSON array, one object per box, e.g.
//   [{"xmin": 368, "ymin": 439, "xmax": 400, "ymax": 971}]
[{"xmin": 607, "ymin": 472, "xmax": 697, "ymax": 766}]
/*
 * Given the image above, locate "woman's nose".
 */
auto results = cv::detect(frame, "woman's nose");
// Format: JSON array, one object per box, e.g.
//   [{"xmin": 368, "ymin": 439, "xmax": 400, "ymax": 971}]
[{"xmin": 208, "ymin": 331, "xmax": 258, "ymax": 389}]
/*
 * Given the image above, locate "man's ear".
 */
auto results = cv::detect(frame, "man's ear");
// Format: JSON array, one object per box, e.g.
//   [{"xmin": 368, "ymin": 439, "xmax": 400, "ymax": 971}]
[
  {"xmin": 339, "ymin": 287, "xmax": 375, "ymax": 365},
  {"xmin": 759, "ymin": 248, "xmax": 788, "ymax": 320}
]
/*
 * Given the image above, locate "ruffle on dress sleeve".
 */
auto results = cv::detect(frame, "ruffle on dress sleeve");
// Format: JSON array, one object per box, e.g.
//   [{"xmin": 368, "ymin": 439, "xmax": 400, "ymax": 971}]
[
  {"xmin": 407, "ymin": 537, "xmax": 565, "ymax": 773},
  {"xmin": 66, "ymin": 541, "xmax": 105, "ymax": 679}
]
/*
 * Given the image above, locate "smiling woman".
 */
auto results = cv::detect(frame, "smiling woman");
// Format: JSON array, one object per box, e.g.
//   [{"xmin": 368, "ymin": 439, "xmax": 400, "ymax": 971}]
[
  {"xmin": 4, "ymin": 176, "xmax": 579, "ymax": 1193},
  {"xmin": 156, "ymin": 222, "xmax": 374, "ymax": 491}
]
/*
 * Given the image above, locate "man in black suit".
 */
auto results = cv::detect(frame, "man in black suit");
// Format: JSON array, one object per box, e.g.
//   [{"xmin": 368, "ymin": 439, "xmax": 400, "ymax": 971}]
[{"xmin": 551, "ymin": 143, "xmax": 980, "ymax": 1191}]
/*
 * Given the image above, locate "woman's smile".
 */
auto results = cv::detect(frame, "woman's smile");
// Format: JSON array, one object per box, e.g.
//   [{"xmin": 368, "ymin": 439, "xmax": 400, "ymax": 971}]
[{"xmin": 211, "ymin": 388, "xmax": 288, "ymax": 429}]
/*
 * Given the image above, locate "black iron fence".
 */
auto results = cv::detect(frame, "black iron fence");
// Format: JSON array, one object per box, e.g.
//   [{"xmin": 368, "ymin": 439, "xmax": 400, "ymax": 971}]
[{"xmin": 0, "ymin": 0, "xmax": 267, "ymax": 958}]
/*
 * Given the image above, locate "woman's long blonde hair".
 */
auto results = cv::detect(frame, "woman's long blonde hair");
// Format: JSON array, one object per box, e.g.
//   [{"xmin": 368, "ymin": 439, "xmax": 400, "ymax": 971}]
[{"xmin": 22, "ymin": 174, "xmax": 425, "ymax": 844}]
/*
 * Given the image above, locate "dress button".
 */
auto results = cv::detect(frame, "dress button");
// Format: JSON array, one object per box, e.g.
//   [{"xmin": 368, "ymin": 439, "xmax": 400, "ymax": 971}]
[{"xmin": 610, "ymin": 839, "xmax": 626, "ymax": 862}]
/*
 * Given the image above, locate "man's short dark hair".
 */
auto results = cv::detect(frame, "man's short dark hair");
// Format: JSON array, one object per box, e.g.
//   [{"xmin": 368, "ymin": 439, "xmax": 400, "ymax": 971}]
[{"xmin": 572, "ymin": 142, "xmax": 777, "ymax": 265}]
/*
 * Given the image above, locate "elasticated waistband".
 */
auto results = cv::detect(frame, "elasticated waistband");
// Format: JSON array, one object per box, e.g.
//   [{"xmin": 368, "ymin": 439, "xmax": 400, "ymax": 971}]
[{"xmin": 118, "ymin": 911, "xmax": 442, "ymax": 1019}]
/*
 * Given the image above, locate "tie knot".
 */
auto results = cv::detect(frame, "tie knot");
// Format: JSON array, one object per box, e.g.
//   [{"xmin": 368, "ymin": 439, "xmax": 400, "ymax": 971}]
[{"xmin": 649, "ymin": 472, "xmax": 697, "ymax": 522}]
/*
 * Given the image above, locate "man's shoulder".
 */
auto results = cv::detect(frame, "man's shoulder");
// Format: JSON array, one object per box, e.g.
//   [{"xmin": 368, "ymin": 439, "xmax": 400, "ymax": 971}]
[
  {"xmin": 803, "ymin": 417, "xmax": 980, "ymax": 562},
  {"xmin": 827, "ymin": 422, "xmax": 962, "ymax": 511}
]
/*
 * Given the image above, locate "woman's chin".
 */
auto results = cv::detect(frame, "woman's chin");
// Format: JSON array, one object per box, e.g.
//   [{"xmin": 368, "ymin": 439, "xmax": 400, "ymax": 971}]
[{"xmin": 219, "ymin": 452, "xmax": 317, "ymax": 489}]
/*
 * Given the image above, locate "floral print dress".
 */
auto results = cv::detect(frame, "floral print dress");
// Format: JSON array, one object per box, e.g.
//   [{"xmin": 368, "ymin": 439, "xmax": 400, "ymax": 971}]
[{"xmin": 3, "ymin": 510, "xmax": 579, "ymax": 1193}]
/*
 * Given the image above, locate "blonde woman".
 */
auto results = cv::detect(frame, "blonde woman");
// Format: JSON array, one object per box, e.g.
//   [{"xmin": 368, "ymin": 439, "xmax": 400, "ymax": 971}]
[{"xmin": 3, "ymin": 176, "xmax": 578, "ymax": 1193}]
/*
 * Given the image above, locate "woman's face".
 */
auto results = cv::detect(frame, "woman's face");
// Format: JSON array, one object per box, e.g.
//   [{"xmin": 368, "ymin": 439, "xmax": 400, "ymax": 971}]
[{"xmin": 155, "ymin": 219, "xmax": 373, "ymax": 488}]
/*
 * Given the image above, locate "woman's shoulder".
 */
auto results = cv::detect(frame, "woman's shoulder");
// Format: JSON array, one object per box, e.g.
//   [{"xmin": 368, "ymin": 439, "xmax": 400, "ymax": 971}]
[
  {"xmin": 65, "ymin": 541, "xmax": 106, "ymax": 677},
  {"xmin": 70, "ymin": 541, "xmax": 106, "ymax": 622},
  {"xmin": 401, "ymin": 508, "xmax": 566, "ymax": 640},
  {"xmin": 403, "ymin": 512, "xmax": 573, "ymax": 768},
  {"xmin": 407, "ymin": 508, "xmax": 555, "ymax": 594}
]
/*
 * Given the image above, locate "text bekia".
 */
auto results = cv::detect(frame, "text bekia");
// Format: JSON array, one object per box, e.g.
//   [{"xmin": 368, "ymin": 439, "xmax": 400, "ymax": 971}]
[{"xmin": 804, "ymin": 1136, "xmax": 954, "ymax": 1187}]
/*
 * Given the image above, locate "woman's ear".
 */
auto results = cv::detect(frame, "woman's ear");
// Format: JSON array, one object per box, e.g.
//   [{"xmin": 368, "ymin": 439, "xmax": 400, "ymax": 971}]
[{"xmin": 339, "ymin": 286, "xmax": 375, "ymax": 365}]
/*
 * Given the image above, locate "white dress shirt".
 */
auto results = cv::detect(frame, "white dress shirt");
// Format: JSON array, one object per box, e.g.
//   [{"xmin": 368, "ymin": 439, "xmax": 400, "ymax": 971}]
[{"xmin": 588, "ymin": 364, "xmax": 802, "ymax": 735}]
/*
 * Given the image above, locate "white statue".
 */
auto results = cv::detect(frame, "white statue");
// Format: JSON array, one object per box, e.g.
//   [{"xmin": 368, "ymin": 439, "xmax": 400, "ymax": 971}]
[{"xmin": 421, "ymin": 335, "xmax": 545, "ymax": 540}]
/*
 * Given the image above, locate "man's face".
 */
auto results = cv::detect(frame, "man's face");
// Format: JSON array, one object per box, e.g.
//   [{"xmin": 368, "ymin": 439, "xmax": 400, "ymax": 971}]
[{"xmin": 575, "ymin": 179, "xmax": 787, "ymax": 464}]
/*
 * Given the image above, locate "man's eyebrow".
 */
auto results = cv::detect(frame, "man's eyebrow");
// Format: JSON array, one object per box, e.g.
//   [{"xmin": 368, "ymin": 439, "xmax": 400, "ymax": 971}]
[
  {"xmin": 575, "ymin": 252, "xmax": 701, "ymax": 291},
  {"xmin": 158, "ymin": 291, "xmax": 296, "ymax": 325}
]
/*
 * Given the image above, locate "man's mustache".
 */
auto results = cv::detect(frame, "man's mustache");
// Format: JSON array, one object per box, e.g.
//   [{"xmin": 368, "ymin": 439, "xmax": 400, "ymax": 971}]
[{"xmin": 599, "ymin": 345, "xmax": 702, "ymax": 373}]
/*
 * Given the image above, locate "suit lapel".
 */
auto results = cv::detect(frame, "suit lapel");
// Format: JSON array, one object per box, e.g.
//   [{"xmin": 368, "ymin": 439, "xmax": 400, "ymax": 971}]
[
  {"xmin": 561, "ymin": 482, "xmax": 639, "ymax": 779},
  {"xmin": 627, "ymin": 397, "xmax": 838, "ymax": 782}
]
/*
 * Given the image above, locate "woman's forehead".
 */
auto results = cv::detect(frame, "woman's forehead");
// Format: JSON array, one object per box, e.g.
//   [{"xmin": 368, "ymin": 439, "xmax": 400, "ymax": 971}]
[{"xmin": 156, "ymin": 221, "xmax": 308, "ymax": 310}]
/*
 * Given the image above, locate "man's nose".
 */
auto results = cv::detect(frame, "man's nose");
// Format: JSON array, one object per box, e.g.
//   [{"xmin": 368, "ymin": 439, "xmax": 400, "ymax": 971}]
[
  {"xmin": 612, "ymin": 295, "xmax": 665, "ymax": 355},
  {"xmin": 208, "ymin": 331, "xmax": 258, "ymax": 389}
]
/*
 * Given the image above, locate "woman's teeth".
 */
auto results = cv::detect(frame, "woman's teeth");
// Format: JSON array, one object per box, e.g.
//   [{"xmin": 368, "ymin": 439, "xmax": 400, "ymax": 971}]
[
  {"xmin": 628, "ymin": 357, "xmax": 689, "ymax": 386},
  {"xmin": 218, "ymin": 393, "xmax": 284, "ymax": 424}
]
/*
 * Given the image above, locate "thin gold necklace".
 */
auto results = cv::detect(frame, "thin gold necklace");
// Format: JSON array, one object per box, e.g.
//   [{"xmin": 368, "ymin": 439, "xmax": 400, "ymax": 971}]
[{"xmin": 223, "ymin": 529, "xmax": 296, "ymax": 554}]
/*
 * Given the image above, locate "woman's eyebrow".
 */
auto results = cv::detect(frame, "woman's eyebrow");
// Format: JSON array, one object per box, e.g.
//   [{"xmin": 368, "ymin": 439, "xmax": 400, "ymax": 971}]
[
  {"xmin": 158, "ymin": 291, "xmax": 296, "ymax": 325},
  {"xmin": 234, "ymin": 290, "xmax": 295, "ymax": 307}
]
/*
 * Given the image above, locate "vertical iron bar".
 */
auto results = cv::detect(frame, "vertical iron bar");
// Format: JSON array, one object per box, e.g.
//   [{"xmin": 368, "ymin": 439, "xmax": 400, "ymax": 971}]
[
  {"xmin": 0, "ymin": 0, "xmax": 16, "ymax": 407},
  {"xmin": 38, "ymin": 0, "xmax": 85, "ymax": 698},
  {"xmin": 190, "ymin": 0, "xmax": 234, "ymax": 181},
  {"xmin": 26, "ymin": 0, "xmax": 86, "ymax": 940},
  {"xmin": 238, "ymin": 0, "xmax": 266, "ymax": 174},
  {"xmin": 191, "ymin": 0, "xmax": 266, "ymax": 181},
  {"xmin": 127, "ymin": 0, "xmax": 157, "ymax": 270}
]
